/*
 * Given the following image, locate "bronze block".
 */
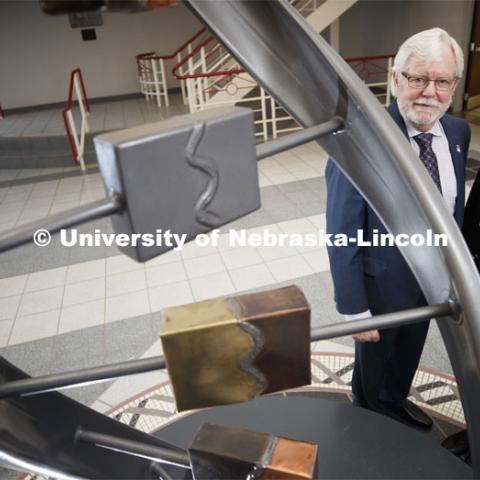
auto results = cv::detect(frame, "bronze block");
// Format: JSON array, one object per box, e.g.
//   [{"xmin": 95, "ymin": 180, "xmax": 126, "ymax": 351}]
[
  {"xmin": 188, "ymin": 423, "xmax": 317, "ymax": 480},
  {"xmin": 160, "ymin": 285, "xmax": 310, "ymax": 412},
  {"xmin": 260, "ymin": 437, "xmax": 317, "ymax": 479}
]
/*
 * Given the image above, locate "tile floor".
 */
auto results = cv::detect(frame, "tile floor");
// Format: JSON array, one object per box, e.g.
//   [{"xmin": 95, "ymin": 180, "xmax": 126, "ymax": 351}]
[
  {"xmin": 0, "ymin": 97, "xmax": 188, "ymax": 137},
  {"xmin": 0, "ymin": 100, "xmax": 479, "ymax": 414},
  {"xmin": 0, "ymin": 140, "xmax": 331, "ymax": 348}
]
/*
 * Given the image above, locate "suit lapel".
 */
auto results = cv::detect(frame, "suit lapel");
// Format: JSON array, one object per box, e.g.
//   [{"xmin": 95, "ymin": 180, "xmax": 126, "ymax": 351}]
[{"xmin": 387, "ymin": 101, "xmax": 408, "ymax": 138}]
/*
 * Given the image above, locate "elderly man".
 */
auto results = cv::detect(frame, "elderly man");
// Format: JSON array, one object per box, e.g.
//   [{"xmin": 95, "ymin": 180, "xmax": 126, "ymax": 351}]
[{"xmin": 325, "ymin": 28, "xmax": 470, "ymax": 428}]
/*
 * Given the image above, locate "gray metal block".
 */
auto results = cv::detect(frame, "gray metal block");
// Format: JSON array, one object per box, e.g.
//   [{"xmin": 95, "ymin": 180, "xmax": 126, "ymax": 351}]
[{"xmin": 94, "ymin": 107, "xmax": 260, "ymax": 262}]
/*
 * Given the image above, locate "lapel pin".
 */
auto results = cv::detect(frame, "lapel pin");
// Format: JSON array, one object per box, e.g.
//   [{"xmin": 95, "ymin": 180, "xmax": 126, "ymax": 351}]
[{"xmin": 456, "ymin": 144, "xmax": 461, "ymax": 153}]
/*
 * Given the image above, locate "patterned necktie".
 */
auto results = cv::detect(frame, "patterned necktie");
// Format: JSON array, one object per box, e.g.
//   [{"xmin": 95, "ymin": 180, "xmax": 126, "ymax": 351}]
[{"xmin": 413, "ymin": 133, "xmax": 442, "ymax": 194}]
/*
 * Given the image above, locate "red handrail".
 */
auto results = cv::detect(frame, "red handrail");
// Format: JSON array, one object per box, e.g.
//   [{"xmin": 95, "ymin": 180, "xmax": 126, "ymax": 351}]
[
  {"xmin": 136, "ymin": 51, "xmax": 156, "ymax": 75},
  {"xmin": 171, "ymin": 35, "xmax": 244, "ymax": 80},
  {"xmin": 167, "ymin": 27, "xmax": 208, "ymax": 59},
  {"xmin": 344, "ymin": 53, "xmax": 395, "ymax": 63},
  {"xmin": 173, "ymin": 49, "xmax": 395, "ymax": 81},
  {"xmin": 345, "ymin": 54, "xmax": 395, "ymax": 81},
  {"xmin": 136, "ymin": 27, "xmax": 208, "ymax": 62},
  {"xmin": 136, "ymin": 51, "xmax": 156, "ymax": 61},
  {"xmin": 204, "ymin": 42, "xmax": 224, "ymax": 62},
  {"xmin": 175, "ymin": 67, "xmax": 245, "ymax": 80},
  {"xmin": 62, "ymin": 68, "xmax": 90, "ymax": 164}
]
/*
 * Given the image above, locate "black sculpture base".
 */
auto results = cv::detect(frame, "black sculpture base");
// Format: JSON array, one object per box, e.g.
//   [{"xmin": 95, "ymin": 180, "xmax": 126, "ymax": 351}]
[{"xmin": 155, "ymin": 392, "xmax": 472, "ymax": 479}]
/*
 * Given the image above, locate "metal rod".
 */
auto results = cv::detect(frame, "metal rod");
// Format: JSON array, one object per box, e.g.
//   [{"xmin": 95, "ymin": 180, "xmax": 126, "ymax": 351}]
[
  {"xmin": 75, "ymin": 427, "xmax": 191, "ymax": 470},
  {"xmin": 311, "ymin": 302, "xmax": 454, "ymax": 342},
  {"xmin": 0, "ymin": 355, "xmax": 165, "ymax": 399},
  {"xmin": 0, "ymin": 303, "xmax": 455, "ymax": 400},
  {"xmin": 0, "ymin": 302, "xmax": 458, "ymax": 399},
  {"xmin": 255, "ymin": 117, "xmax": 343, "ymax": 161},
  {"xmin": 0, "ymin": 118, "xmax": 341, "ymax": 254},
  {"xmin": 150, "ymin": 462, "xmax": 175, "ymax": 480},
  {"xmin": 0, "ymin": 193, "xmax": 122, "ymax": 254}
]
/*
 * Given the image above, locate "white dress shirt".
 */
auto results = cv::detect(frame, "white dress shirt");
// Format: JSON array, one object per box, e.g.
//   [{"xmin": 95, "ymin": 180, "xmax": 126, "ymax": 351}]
[{"xmin": 345, "ymin": 120, "xmax": 457, "ymax": 322}]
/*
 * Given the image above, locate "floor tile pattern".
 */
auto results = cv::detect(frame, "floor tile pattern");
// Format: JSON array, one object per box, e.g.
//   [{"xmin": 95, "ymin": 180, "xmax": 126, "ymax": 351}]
[
  {"xmin": 104, "ymin": 353, "xmax": 466, "ymax": 434},
  {"xmin": 21, "ymin": 350, "xmax": 467, "ymax": 480},
  {"xmin": 2, "ymin": 102, "xmax": 479, "ymax": 480}
]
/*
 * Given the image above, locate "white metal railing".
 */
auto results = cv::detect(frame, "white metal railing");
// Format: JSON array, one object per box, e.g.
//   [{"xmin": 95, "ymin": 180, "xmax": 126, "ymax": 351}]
[
  {"xmin": 175, "ymin": 29, "xmax": 211, "ymax": 105},
  {"xmin": 136, "ymin": 54, "xmax": 169, "ymax": 107},
  {"xmin": 181, "ymin": 38, "xmax": 239, "ymax": 104},
  {"xmin": 62, "ymin": 69, "xmax": 90, "ymax": 171},
  {"xmin": 170, "ymin": 3, "xmax": 393, "ymax": 141},
  {"xmin": 270, "ymin": 100, "xmax": 301, "ymax": 139},
  {"xmin": 270, "ymin": 55, "xmax": 393, "ymax": 138},
  {"xmin": 136, "ymin": 28, "xmax": 210, "ymax": 107},
  {"xmin": 372, "ymin": 56, "xmax": 393, "ymax": 106},
  {"xmin": 186, "ymin": 73, "xmax": 269, "ymax": 141},
  {"xmin": 181, "ymin": 54, "xmax": 393, "ymax": 140}
]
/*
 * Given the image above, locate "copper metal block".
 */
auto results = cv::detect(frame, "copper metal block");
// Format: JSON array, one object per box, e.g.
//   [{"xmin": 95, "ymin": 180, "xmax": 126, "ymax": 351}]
[
  {"xmin": 160, "ymin": 285, "xmax": 311, "ymax": 412},
  {"xmin": 188, "ymin": 422, "xmax": 317, "ymax": 479}
]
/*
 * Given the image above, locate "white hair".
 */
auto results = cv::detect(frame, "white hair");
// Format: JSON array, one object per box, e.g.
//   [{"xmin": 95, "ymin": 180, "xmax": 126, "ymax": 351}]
[{"xmin": 390, "ymin": 28, "xmax": 464, "ymax": 96}]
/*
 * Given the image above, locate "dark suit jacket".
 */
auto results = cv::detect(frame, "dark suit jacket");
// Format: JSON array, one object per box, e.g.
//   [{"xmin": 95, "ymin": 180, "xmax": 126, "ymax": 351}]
[
  {"xmin": 325, "ymin": 101, "xmax": 470, "ymax": 316},
  {"xmin": 463, "ymin": 169, "xmax": 480, "ymax": 271}
]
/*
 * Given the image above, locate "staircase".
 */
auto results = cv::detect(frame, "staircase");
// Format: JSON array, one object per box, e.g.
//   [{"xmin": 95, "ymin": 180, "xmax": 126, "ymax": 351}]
[
  {"xmin": 168, "ymin": 0, "xmax": 362, "ymax": 140},
  {"xmin": 306, "ymin": 0, "xmax": 357, "ymax": 32},
  {"xmin": 175, "ymin": 0, "xmax": 359, "ymax": 110},
  {"xmin": 0, "ymin": 133, "xmax": 97, "ymax": 169}
]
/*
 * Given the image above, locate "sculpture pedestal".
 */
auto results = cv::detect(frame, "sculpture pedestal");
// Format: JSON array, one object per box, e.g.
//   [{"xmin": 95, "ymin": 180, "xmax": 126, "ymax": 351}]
[{"xmin": 156, "ymin": 393, "xmax": 471, "ymax": 479}]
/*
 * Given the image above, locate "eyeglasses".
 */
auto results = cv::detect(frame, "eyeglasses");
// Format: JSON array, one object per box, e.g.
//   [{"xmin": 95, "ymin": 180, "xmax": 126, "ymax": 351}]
[{"xmin": 401, "ymin": 72, "xmax": 457, "ymax": 91}]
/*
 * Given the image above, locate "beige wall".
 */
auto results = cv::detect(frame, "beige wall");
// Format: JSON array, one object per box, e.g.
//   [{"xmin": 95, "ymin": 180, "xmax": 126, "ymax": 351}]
[
  {"xmin": 338, "ymin": 0, "xmax": 475, "ymax": 111},
  {"xmin": 0, "ymin": 1, "xmax": 475, "ymax": 111},
  {"xmin": 0, "ymin": 1, "xmax": 202, "ymax": 109}
]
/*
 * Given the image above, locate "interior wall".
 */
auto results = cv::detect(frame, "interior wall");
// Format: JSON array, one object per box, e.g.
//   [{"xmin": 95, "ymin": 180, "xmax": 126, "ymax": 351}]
[
  {"xmin": 0, "ymin": 1, "xmax": 202, "ymax": 109},
  {"xmin": 0, "ymin": 1, "xmax": 475, "ymax": 111},
  {"xmin": 339, "ymin": 0, "xmax": 475, "ymax": 111}
]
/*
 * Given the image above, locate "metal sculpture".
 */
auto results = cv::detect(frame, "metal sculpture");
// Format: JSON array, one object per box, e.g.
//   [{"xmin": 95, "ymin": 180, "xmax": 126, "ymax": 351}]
[
  {"xmin": 188, "ymin": 423, "xmax": 317, "ymax": 479},
  {"xmin": 0, "ymin": 107, "xmax": 338, "ymax": 258},
  {"xmin": 182, "ymin": 0, "xmax": 480, "ymax": 473},
  {"xmin": 0, "ymin": 0, "xmax": 478, "ymax": 478},
  {"xmin": 0, "ymin": 357, "xmax": 191, "ymax": 479},
  {"xmin": 160, "ymin": 285, "xmax": 311, "ymax": 411},
  {"xmin": 94, "ymin": 107, "xmax": 260, "ymax": 261}
]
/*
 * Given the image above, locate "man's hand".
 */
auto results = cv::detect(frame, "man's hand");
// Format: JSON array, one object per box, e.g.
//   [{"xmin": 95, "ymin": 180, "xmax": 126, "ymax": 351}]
[
  {"xmin": 344, "ymin": 311, "xmax": 379, "ymax": 342},
  {"xmin": 352, "ymin": 330, "xmax": 380, "ymax": 343}
]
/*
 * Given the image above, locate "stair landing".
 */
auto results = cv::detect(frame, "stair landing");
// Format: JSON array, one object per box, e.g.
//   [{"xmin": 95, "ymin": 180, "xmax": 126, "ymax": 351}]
[{"xmin": 0, "ymin": 95, "xmax": 188, "ymax": 169}]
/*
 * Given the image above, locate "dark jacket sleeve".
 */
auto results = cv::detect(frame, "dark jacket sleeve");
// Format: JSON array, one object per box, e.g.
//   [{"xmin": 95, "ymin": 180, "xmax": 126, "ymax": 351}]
[
  {"xmin": 325, "ymin": 158, "xmax": 370, "ymax": 314},
  {"xmin": 463, "ymin": 167, "xmax": 480, "ymax": 271}
]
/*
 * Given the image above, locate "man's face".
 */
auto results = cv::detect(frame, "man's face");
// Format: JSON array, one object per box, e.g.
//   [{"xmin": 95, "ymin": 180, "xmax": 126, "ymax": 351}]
[{"xmin": 394, "ymin": 46, "xmax": 458, "ymax": 131}]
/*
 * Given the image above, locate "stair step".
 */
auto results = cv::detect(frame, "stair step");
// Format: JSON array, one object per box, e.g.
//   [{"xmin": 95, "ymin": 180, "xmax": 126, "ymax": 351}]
[
  {"xmin": 0, "ymin": 133, "xmax": 99, "ymax": 169},
  {"xmin": 0, "ymin": 133, "xmax": 98, "ymax": 155},
  {"xmin": 0, "ymin": 151, "xmax": 97, "ymax": 169}
]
